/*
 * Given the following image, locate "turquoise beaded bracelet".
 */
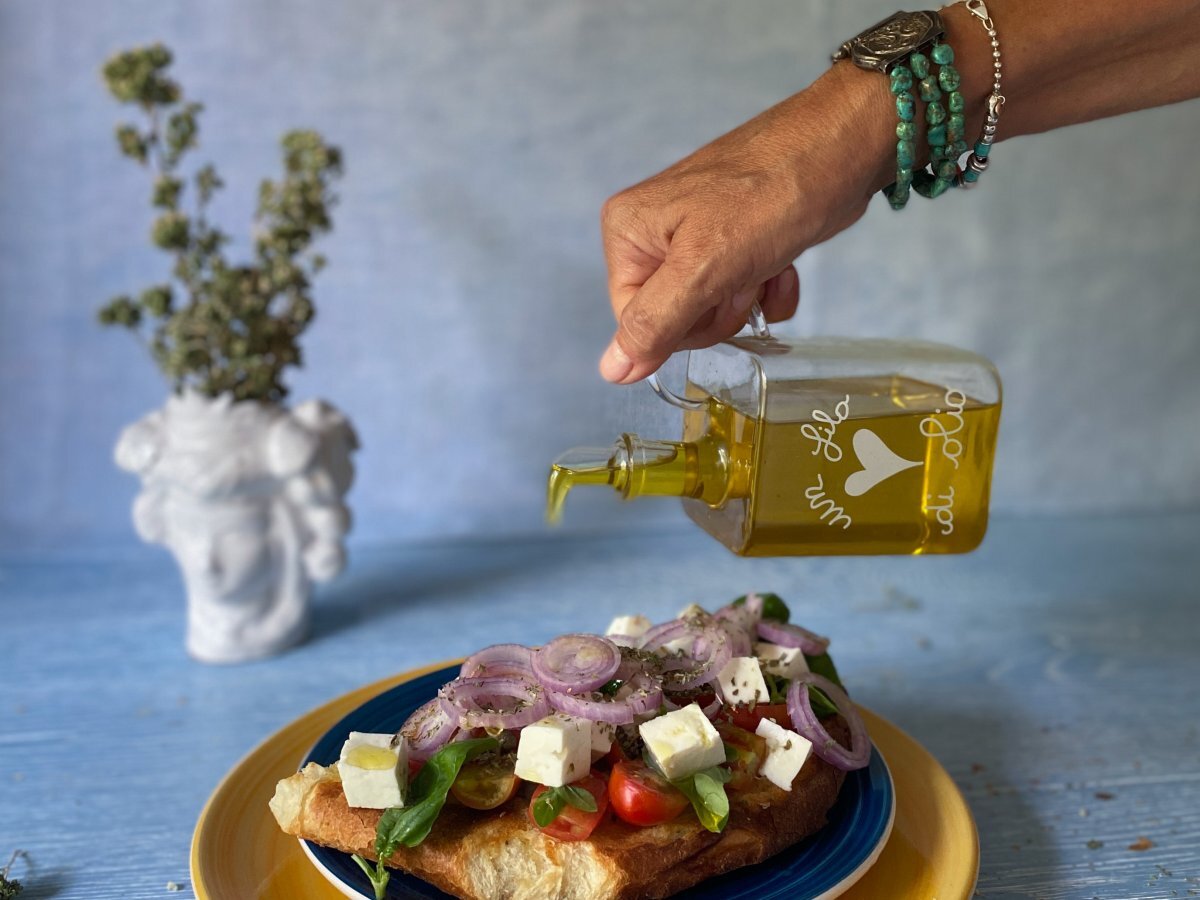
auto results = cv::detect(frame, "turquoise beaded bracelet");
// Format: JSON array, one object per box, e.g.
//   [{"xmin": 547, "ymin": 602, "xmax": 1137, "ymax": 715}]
[
  {"xmin": 884, "ymin": 64, "xmax": 918, "ymax": 209},
  {"xmin": 910, "ymin": 40, "xmax": 964, "ymax": 199}
]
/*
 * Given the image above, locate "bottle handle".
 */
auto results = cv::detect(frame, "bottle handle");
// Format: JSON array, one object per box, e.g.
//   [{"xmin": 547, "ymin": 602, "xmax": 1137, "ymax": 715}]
[{"xmin": 645, "ymin": 301, "xmax": 771, "ymax": 410}]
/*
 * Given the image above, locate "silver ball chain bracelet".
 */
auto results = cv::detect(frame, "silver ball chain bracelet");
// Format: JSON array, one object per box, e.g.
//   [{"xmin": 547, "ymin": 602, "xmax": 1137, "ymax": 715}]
[{"xmin": 956, "ymin": 0, "xmax": 1004, "ymax": 188}]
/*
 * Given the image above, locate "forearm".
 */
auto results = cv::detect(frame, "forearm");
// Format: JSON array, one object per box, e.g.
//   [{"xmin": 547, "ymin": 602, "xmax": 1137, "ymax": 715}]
[{"xmin": 819, "ymin": 0, "xmax": 1200, "ymax": 195}]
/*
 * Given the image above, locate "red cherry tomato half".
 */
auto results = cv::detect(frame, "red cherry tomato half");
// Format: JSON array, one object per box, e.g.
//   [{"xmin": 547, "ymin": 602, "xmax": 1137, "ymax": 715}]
[
  {"xmin": 607, "ymin": 759, "xmax": 690, "ymax": 827},
  {"xmin": 726, "ymin": 702, "xmax": 792, "ymax": 734},
  {"xmin": 527, "ymin": 773, "xmax": 610, "ymax": 841}
]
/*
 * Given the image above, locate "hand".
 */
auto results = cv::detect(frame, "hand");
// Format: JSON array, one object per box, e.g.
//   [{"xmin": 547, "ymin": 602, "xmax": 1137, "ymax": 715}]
[{"xmin": 598, "ymin": 63, "xmax": 892, "ymax": 384}]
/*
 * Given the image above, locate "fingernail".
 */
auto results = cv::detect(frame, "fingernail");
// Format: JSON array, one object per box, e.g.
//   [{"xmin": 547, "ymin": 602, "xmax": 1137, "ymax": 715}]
[{"xmin": 599, "ymin": 339, "xmax": 634, "ymax": 383}]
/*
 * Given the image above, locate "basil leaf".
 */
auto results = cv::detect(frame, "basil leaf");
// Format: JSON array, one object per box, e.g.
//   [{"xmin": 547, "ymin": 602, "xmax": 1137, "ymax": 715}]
[
  {"xmin": 533, "ymin": 782, "xmax": 599, "ymax": 827},
  {"xmin": 732, "ymin": 592, "xmax": 790, "ymax": 623},
  {"xmin": 762, "ymin": 671, "xmax": 789, "ymax": 704},
  {"xmin": 802, "ymin": 652, "xmax": 845, "ymax": 719},
  {"xmin": 374, "ymin": 736, "xmax": 499, "ymax": 854},
  {"xmin": 561, "ymin": 783, "xmax": 598, "ymax": 813},
  {"xmin": 532, "ymin": 786, "xmax": 567, "ymax": 827},
  {"xmin": 672, "ymin": 766, "xmax": 731, "ymax": 833},
  {"xmin": 804, "ymin": 652, "xmax": 844, "ymax": 689}
]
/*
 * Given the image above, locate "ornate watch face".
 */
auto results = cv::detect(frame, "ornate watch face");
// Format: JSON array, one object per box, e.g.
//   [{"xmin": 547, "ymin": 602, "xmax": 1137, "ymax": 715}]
[{"xmin": 838, "ymin": 10, "xmax": 945, "ymax": 72}]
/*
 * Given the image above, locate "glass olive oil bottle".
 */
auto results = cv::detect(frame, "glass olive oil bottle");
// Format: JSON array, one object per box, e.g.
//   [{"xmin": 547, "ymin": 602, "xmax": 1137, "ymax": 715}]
[{"xmin": 549, "ymin": 334, "xmax": 1001, "ymax": 557}]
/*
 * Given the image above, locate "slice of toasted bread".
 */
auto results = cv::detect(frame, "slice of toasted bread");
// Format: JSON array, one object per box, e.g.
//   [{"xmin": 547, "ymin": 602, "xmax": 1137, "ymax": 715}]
[{"xmin": 270, "ymin": 720, "xmax": 850, "ymax": 900}]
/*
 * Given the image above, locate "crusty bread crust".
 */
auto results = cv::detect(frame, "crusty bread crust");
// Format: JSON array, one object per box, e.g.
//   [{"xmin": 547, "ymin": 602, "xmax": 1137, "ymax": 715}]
[{"xmin": 270, "ymin": 720, "xmax": 851, "ymax": 900}]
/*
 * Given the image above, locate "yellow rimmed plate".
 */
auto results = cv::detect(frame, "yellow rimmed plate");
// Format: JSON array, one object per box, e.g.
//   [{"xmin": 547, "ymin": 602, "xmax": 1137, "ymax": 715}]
[{"xmin": 191, "ymin": 662, "xmax": 979, "ymax": 899}]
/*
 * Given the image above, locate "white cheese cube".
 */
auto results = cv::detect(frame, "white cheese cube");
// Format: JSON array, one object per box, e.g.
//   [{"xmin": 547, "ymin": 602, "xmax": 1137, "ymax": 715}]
[
  {"xmin": 339, "ymin": 732, "xmax": 408, "ymax": 810},
  {"xmin": 514, "ymin": 714, "xmax": 591, "ymax": 787},
  {"xmin": 638, "ymin": 703, "xmax": 726, "ymax": 781},
  {"xmin": 605, "ymin": 614, "xmax": 652, "ymax": 639},
  {"xmin": 676, "ymin": 603, "xmax": 709, "ymax": 620},
  {"xmin": 590, "ymin": 721, "xmax": 614, "ymax": 761},
  {"xmin": 716, "ymin": 657, "xmax": 770, "ymax": 707},
  {"xmin": 755, "ymin": 718, "xmax": 813, "ymax": 791},
  {"xmin": 754, "ymin": 641, "xmax": 810, "ymax": 681}
]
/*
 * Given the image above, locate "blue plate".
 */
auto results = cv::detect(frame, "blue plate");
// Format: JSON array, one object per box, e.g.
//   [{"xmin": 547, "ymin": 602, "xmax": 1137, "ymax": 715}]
[{"xmin": 301, "ymin": 663, "xmax": 894, "ymax": 900}]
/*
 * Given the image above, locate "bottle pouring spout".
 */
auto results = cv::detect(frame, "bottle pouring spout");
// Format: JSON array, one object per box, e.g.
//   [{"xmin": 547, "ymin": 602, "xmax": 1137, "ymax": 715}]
[{"xmin": 546, "ymin": 435, "xmax": 704, "ymax": 524}]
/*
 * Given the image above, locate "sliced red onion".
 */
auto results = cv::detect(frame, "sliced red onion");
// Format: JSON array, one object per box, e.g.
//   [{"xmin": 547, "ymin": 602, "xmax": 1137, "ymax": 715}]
[
  {"xmin": 398, "ymin": 696, "xmax": 460, "ymax": 760},
  {"xmin": 532, "ymin": 633, "xmax": 622, "ymax": 694},
  {"xmin": 440, "ymin": 675, "xmax": 550, "ymax": 730},
  {"xmin": 640, "ymin": 618, "xmax": 690, "ymax": 653},
  {"xmin": 621, "ymin": 673, "xmax": 665, "ymax": 717},
  {"xmin": 715, "ymin": 618, "xmax": 753, "ymax": 657},
  {"xmin": 607, "ymin": 633, "xmax": 642, "ymax": 649},
  {"xmin": 460, "ymin": 643, "xmax": 534, "ymax": 679},
  {"xmin": 786, "ymin": 672, "xmax": 870, "ymax": 771},
  {"xmin": 699, "ymin": 693, "xmax": 724, "ymax": 720},
  {"xmin": 659, "ymin": 625, "xmax": 732, "ymax": 691},
  {"xmin": 756, "ymin": 620, "xmax": 831, "ymax": 655}
]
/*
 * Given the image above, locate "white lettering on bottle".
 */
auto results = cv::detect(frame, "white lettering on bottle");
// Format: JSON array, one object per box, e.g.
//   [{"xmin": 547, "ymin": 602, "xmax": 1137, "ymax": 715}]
[
  {"xmin": 804, "ymin": 474, "xmax": 853, "ymax": 530},
  {"xmin": 919, "ymin": 388, "xmax": 966, "ymax": 469},
  {"xmin": 926, "ymin": 485, "xmax": 956, "ymax": 535},
  {"xmin": 800, "ymin": 395, "xmax": 851, "ymax": 463}
]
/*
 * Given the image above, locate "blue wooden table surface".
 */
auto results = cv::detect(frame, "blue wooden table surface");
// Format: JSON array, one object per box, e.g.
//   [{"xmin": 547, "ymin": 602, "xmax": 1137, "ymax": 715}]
[{"xmin": 2, "ymin": 513, "xmax": 1199, "ymax": 900}]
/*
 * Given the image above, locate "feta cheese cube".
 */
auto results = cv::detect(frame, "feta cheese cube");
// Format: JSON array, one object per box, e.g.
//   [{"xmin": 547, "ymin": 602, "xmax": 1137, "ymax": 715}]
[
  {"xmin": 638, "ymin": 703, "xmax": 726, "ymax": 780},
  {"xmin": 605, "ymin": 614, "xmax": 652, "ymax": 640},
  {"xmin": 676, "ymin": 603, "xmax": 709, "ymax": 620},
  {"xmin": 754, "ymin": 641, "xmax": 810, "ymax": 681},
  {"xmin": 716, "ymin": 657, "xmax": 770, "ymax": 707},
  {"xmin": 755, "ymin": 718, "xmax": 813, "ymax": 791},
  {"xmin": 339, "ymin": 732, "xmax": 408, "ymax": 809},
  {"xmin": 590, "ymin": 721, "xmax": 614, "ymax": 761},
  {"xmin": 514, "ymin": 714, "xmax": 591, "ymax": 787}
]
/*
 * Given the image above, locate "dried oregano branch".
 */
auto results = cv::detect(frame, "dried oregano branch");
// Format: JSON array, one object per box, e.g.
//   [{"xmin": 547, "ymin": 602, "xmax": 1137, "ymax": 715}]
[{"xmin": 98, "ymin": 44, "xmax": 342, "ymax": 402}]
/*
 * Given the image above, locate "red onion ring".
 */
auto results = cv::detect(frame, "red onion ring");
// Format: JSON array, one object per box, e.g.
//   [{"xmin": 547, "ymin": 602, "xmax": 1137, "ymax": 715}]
[
  {"xmin": 639, "ymin": 618, "xmax": 690, "ymax": 652},
  {"xmin": 786, "ymin": 673, "xmax": 870, "ymax": 771},
  {"xmin": 756, "ymin": 620, "xmax": 830, "ymax": 655},
  {"xmin": 440, "ymin": 675, "xmax": 550, "ymax": 730},
  {"xmin": 658, "ymin": 625, "xmax": 732, "ymax": 691},
  {"xmin": 532, "ymin": 633, "xmax": 622, "ymax": 694},
  {"xmin": 398, "ymin": 696, "xmax": 460, "ymax": 761},
  {"xmin": 460, "ymin": 643, "xmax": 534, "ymax": 679}
]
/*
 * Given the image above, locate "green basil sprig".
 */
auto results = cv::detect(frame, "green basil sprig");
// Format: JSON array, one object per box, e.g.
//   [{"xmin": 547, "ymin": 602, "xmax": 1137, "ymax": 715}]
[
  {"xmin": 672, "ymin": 765, "xmax": 733, "ymax": 833},
  {"xmin": 351, "ymin": 736, "xmax": 499, "ymax": 899},
  {"xmin": 532, "ymin": 782, "xmax": 599, "ymax": 827}
]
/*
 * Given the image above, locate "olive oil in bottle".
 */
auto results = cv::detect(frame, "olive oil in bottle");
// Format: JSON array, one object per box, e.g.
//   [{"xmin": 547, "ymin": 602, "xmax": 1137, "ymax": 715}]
[{"xmin": 548, "ymin": 337, "xmax": 1001, "ymax": 557}]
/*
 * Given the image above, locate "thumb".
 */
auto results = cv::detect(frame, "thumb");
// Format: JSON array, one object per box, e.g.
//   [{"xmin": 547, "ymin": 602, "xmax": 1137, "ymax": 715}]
[{"xmin": 599, "ymin": 252, "xmax": 742, "ymax": 384}]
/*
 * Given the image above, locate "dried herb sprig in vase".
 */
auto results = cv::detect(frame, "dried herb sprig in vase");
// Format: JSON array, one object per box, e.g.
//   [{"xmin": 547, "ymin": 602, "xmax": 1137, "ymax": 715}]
[{"xmin": 99, "ymin": 43, "xmax": 342, "ymax": 402}]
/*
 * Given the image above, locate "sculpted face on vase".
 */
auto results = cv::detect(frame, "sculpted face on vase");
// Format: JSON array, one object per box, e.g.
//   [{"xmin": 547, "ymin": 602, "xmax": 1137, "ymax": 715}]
[{"xmin": 117, "ymin": 390, "xmax": 357, "ymax": 664}]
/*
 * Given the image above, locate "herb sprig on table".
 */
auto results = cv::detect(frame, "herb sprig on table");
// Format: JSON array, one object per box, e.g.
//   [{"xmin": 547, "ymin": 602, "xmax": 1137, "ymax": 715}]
[{"xmin": 0, "ymin": 850, "xmax": 26, "ymax": 899}]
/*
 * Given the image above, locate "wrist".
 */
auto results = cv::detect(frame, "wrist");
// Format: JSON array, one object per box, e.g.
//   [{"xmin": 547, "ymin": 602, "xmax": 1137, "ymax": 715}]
[{"xmin": 812, "ymin": 60, "xmax": 900, "ymax": 198}]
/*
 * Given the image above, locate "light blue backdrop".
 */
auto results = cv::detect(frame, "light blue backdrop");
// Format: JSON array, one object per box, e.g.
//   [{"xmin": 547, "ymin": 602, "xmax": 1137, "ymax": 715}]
[{"xmin": 2, "ymin": 0, "xmax": 1198, "ymax": 551}]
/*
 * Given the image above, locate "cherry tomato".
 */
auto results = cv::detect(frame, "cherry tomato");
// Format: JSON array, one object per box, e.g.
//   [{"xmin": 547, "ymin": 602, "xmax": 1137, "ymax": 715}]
[
  {"xmin": 450, "ymin": 754, "xmax": 520, "ymax": 810},
  {"xmin": 715, "ymin": 721, "xmax": 769, "ymax": 790},
  {"xmin": 726, "ymin": 702, "xmax": 792, "ymax": 734},
  {"xmin": 527, "ymin": 773, "xmax": 610, "ymax": 841},
  {"xmin": 607, "ymin": 759, "xmax": 690, "ymax": 827}
]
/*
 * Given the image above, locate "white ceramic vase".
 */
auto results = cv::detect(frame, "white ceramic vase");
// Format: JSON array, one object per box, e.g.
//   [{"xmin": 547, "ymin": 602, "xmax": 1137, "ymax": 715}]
[{"xmin": 114, "ymin": 390, "xmax": 359, "ymax": 664}]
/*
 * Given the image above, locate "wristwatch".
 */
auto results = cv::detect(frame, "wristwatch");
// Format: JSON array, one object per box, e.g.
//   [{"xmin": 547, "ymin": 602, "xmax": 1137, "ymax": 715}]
[{"xmin": 832, "ymin": 10, "xmax": 946, "ymax": 73}]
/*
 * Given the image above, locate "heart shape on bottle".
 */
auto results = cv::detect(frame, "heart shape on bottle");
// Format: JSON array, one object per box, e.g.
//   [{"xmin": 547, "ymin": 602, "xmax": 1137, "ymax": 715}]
[{"xmin": 844, "ymin": 429, "xmax": 921, "ymax": 497}]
